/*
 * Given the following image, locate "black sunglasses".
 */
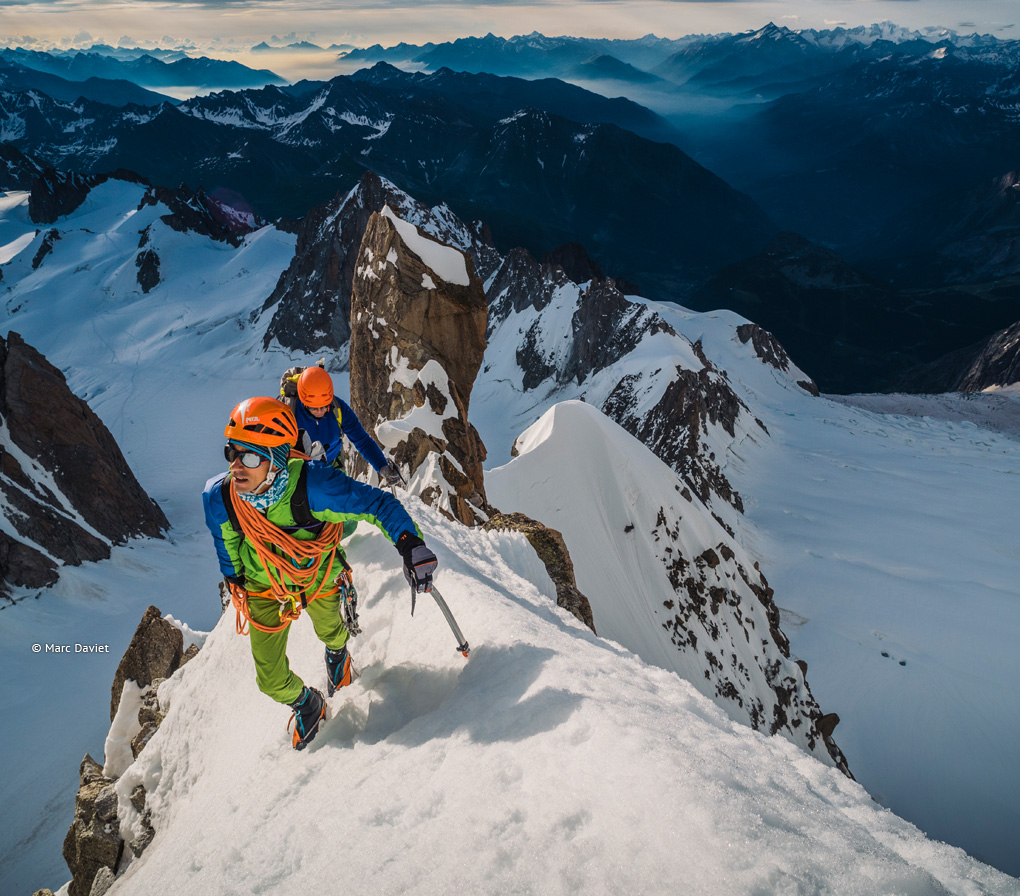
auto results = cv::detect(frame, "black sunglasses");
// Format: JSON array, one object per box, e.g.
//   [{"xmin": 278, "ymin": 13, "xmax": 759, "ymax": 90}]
[{"xmin": 224, "ymin": 444, "xmax": 267, "ymax": 468}]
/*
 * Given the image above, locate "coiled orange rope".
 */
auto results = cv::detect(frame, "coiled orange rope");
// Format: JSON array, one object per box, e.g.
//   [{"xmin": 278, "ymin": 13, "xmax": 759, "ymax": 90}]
[{"xmin": 228, "ymin": 472, "xmax": 344, "ymax": 635}]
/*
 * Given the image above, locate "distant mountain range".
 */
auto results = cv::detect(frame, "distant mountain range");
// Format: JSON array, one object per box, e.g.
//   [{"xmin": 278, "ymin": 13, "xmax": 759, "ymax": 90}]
[
  {"xmin": 0, "ymin": 47, "xmax": 285, "ymax": 90},
  {"xmin": 338, "ymin": 25, "xmax": 1020, "ymax": 269},
  {"xmin": 252, "ymin": 40, "xmax": 354, "ymax": 54},
  {"xmin": 0, "ymin": 63, "xmax": 777, "ymax": 292},
  {"xmin": 4, "ymin": 24, "xmax": 1020, "ymax": 392},
  {"xmin": 0, "ymin": 58, "xmax": 174, "ymax": 107}
]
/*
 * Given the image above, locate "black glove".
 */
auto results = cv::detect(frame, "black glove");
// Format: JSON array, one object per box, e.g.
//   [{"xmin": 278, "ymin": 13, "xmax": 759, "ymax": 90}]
[
  {"xmin": 220, "ymin": 575, "xmax": 245, "ymax": 612},
  {"xmin": 380, "ymin": 464, "xmax": 405, "ymax": 488},
  {"xmin": 396, "ymin": 532, "xmax": 437, "ymax": 606}
]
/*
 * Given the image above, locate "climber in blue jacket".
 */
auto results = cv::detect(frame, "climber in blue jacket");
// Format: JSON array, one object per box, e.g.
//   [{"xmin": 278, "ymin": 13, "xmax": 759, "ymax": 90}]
[{"xmin": 281, "ymin": 364, "xmax": 403, "ymax": 488}]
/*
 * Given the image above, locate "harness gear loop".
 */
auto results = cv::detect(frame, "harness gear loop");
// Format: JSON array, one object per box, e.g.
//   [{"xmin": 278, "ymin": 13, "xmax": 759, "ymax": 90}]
[
  {"xmin": 229, "ymin": 582, "xmax": 304, "ymax": 635},
  {"xmin": 228, "ymin": 469, "xmax": 345, "ymax": 635},
  {"xmin": 335, "ymin": 559, "xmax": 362, "ymax": 636}
]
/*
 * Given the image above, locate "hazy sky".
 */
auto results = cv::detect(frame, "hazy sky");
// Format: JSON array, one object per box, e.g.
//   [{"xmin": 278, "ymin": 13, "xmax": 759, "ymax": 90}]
[
  {"xmin": 3, "ymin": 1, "xmax": 1019, "ymax": 82},
  {"xmin": 4, "ymin": 0, "xmax": 1019, "ymax": 47}
]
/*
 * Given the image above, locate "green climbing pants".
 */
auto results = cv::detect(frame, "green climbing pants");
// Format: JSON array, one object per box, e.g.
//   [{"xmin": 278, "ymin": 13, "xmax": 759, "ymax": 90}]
[{"xmin": 247, "ymin": 592, "xmax": 350, "ymax": 705}]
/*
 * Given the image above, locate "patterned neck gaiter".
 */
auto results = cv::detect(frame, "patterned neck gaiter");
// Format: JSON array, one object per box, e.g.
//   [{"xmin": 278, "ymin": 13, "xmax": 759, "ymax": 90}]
[{"xmin": 234, "ymin": 443, "xmax": 291, "ymax": 512}]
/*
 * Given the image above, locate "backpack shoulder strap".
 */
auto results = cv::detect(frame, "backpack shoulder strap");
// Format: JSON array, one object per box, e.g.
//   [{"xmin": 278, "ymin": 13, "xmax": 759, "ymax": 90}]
[
  {"xmin": 289, "ymin": 462, "xmax": 322, "ymax": 532},
  {"xmin": 220, "ymin": 476, "xmax": 242, "ymax": 534}
]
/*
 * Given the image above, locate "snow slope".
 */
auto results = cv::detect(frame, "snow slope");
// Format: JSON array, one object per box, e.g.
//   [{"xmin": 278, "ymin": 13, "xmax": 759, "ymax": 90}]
[
  {"xmin": 95, "ymin": 504, "xmax": 1020, "ymax": 895},
  {"xmin": 2, "ymin": 180, "xmax": 1019, "ymax": 891},
  {"xmin": 479, "ymin": 289, "xmax": 1020, "ymax": 879}
]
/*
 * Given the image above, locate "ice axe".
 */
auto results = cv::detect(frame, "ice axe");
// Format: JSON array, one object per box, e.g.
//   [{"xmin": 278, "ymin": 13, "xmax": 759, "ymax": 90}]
[
  {"xmin": 386, "ymin": 473, "xmax": 469, "ymax": 657},
  {"xmin": 417, "ymin": 584, "xmax": 470, "ymax": 658}
]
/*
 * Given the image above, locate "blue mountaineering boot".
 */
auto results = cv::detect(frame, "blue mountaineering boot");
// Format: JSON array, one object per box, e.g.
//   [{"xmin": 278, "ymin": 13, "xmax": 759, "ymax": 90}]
[
  {"xmin": 288, "ymin": 686, "xmax": 327, "ymax": 750},
  {"xmin": 325, "ymin": 645, "xmax": 356, "ymax": 697}
]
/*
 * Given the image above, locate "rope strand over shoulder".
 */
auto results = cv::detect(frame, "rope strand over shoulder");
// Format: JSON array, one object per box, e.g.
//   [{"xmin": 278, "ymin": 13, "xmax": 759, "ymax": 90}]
[{"xmin": 229, "ymin": 471, "xmax": 344, "ymax": 635}]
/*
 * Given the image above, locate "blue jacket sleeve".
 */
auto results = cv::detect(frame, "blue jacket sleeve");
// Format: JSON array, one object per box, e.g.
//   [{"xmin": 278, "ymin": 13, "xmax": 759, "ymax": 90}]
[
  {"xmin": 337, "ymin": 398, "xmax": 389, "ymax": 472},
  {"xmin": 304, "ymin": 462, "xmax": 418, "ymax": 545},
  {"xmin": 202, "ymin": 473, "xmax": 242, "ymax": 579}
]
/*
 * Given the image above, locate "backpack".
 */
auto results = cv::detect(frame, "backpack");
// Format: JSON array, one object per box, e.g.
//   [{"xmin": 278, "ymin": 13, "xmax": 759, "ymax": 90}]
[{"xmin": 279, "ymin": 360, "xmax": 343, "ymax": 423}]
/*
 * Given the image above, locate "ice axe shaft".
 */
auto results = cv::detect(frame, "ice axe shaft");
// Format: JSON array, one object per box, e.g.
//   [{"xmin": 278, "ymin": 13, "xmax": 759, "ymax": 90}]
[{"xmin": 428, "ymin": 586, "xmax": 470, "ymax": 658}]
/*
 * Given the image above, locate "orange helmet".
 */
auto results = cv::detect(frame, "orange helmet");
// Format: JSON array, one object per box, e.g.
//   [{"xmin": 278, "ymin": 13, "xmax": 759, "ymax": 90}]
[
  {"xmin": 297, "ymin": 366, "xmax": 334, "ymax": 408},
  {"xmin": 224, "ymin": 396, "xmax": 298, "ymax": 448}
]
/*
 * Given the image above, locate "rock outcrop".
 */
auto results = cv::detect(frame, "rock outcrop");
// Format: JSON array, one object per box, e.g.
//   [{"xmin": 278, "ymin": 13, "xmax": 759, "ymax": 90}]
[
  {"xmin": 0, "ymin": 142, "xmax": 44, "ymax": 190},
  {"xmin": 27, "ymin": 168, "xmax": 111, "ymax": 224},
  {"xmin": 58, "ymin": 606, "xmax": 198, "ymax": 896},
  {"xmin": 737, "ymin": 323, "xmax": 820, "ymax": 396},
  {"xmin": 895, "ymin": 319, "xmax": 1020, "ymax": 392},
  {"xmin": 486, "ymin": 256, "xmax": 754, "ymax": 517},
  {"xmin": 542, "ymin": 241, "xmax": 605, "ymax": 285},
  {"xmin": 492, "ymin": 400, "xmax": 849, "ymax": 774},
  {"xmin": 62, "ymin": 755, "xmax": 123, "ymax": 896},
  {"xmin": 349, "ymin": 207, "xmax": 493, "ymax": 525},
  {"xmin": 262, "ymin": 170, "xmax": 501, "ymax": 358},
  {"xmin": 0, "ymin": 332, "xmax": 168, "ymax": 597},
  {"xmin": 482, "ymin": 512, "xmax": 596, "ymax": 634},
  {"xmin": 109, "ymin": 605, "xmax": 185, "ymax": 722},
  {"xmin": 138, "ymin": 183, "xmax": 262, "ymax": 246}
]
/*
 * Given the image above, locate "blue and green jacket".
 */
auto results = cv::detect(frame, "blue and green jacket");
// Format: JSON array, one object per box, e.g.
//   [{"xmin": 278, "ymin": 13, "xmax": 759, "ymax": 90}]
[{"xmin": 203, "ymin": 458, "xmax": 417, "ymax": 594}]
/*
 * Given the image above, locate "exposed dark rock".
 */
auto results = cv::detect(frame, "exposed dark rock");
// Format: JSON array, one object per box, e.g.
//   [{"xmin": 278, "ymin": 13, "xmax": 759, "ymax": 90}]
[
  {"xmin": 29, "ymin": 168, "xmax": 104, "ymax": 224},
  {"xmin": 819, "ymin": 712, "xmax": 841, "ymax": 739},
  {"xmin": 32, "ymin": 229, "xmax": 60, "ymax": 269},
  {"xmin": 0, "ymin": 332, "xmax": 168, "ymax": 595},
  {"xmin": 0, "ymin": 141, "xmax": 45, "ymax": 190},
  {"xmin": 135, "ymin": 247, "xmax": 161, "ymax": 293},
  {"xmin": 263, "ymin": 170, "xmax": 500, "ymax": 356},
  {"xmin": 89, "ymin": 867, "xmax": 116, "ymax": 896},
  {"xmin": 895, "ymin": 319, "xmax": 1020, "ymax": 392},
  {"xmin": 0, "ymin": 474, "xmax": 110, "ymax": 566},
  {"xmin": 542, "ymin": 241, "xmax": 605, "ymax": 284},
  {"xmin": 482, "ymin": 512, "xmax": 596, "ymax": 634},
  {"xmin": 654, "ymin": 506, "xmax": 851, "ymax": 775},
  {"xmin": 349, "ymin": 209, "xmax": 493, "ymax": 525},
  {"xmin": 737, "ymin": 323, "xmax": 820, "ymax": 396},
  {"xmin": 58, "ymin": 607, "xmax": 198, "ymax": 891},
  {"xmin": 487, "ymin": 247, "xmax": 572, "ymax": 328},
  {"xmin": 565, "ymin": 278, "xmax": 676, "ymax": 386},
  {"xmin": 127, "ymin": 785, "xmax": 156, "ymax": 858},
  {"xmin": 602, "ymin": 354, "xmax": 746, "ymax": 513},
  {"xmin": 138, "ymin": 182, "xmax": 260, "ymax": 247},
  {"xmin": 486, "ymin": 248, "xmax": 748, "ymax": 514},
  {"xmin": 110, "ymin": 605, "xmax": 183, "ymax": 721},
  {"xmin": 736, "ymin": 323, "xmax": 790, "ymax": 373},
  {"xmin": 62, "ymin": 755, "xmax": 123, "ymax": 896},
  {"xmin": 129, "ymin": 679, "xmax": 168, "ymax": 759},
  {"xmin": 0, "ymin": 529, "xmax": 58, "ymax": 590}
]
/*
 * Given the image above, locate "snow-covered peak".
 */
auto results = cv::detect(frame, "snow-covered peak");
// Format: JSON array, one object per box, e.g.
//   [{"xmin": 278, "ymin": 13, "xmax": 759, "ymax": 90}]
[
  {"xmin": 381, "ymin": 204, "xmax": 469, "ymax": 286},
  {"xmin": 489, "ymin": 399, "xmax": 847, "ymax": 767}
]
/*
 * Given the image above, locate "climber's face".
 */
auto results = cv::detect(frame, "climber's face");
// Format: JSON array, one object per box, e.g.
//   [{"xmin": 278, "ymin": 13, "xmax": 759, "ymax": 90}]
[{"xmin": 228, "ymin": 444, "xmax": 270, "ymax": 494}]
